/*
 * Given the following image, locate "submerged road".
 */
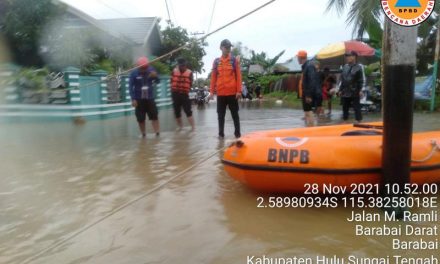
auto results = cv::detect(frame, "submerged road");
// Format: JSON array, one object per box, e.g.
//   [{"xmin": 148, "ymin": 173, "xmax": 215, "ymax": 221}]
[{"xmin": 0, "ymin": 102, "xmax": 439, "ymax": 264}]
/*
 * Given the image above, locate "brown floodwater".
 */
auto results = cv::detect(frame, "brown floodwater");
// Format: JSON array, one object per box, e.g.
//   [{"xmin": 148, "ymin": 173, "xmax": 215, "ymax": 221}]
[{"xmin": 0, "ymin": 101, "xmax": 439, "ymax": 264}]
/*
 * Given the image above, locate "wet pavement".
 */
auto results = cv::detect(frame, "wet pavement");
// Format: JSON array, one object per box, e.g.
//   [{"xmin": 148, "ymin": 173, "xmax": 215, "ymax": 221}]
[{"xmin": 0, "ymin": 101, "xmax": 439, "ymax": 264}]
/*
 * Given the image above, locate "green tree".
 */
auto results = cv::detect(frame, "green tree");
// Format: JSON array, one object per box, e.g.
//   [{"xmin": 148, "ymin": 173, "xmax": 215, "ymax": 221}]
[
  {"xmin": 231, "ymin": 41, "xmax": 285, "ymax": 72},
  {"xmin": 231, "ymin": 42, "xmax": 251, "ymax": 58},
  {"xmin": 41, "ymin": 24, "xmax": 132, "ymax": 74},
  {"xmin": 249, "ymin": 50, "xmax": 285, "ymax": 72},
  {"xmin": 231, "ymin": 41, "xmax": 252, "ymax": 73},
  {"xmin": 194, "ymin": 78, "xmax": 208, "ymax": 88},
  {"xmin": 0, "ymin": 0, "xmax": 65, "ymax": 67},
  {"xmin": 42, "ymin": 27, "xmax": 97, "ymax": 72},
  {"xmin": 326, "ymin": 0, "xmax": 439, "ymax": 42},
  {"xmin": 325, "ymin": 0, "xmax": 383, "ymax": 39},
  {"xmin": 160, "ymin": 24, "xmax": 207, "ymax": 74},
  {"xmin": 326, "ymin": 0, "xmax": 440, "ymax": 75}
]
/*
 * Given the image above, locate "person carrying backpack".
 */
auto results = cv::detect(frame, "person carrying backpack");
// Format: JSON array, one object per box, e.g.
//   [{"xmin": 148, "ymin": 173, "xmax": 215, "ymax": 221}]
[
  {"xmin": 297, "ymin": 50, "xmax": 321, "ymax": 127},
  {"xmin": 208, "ymin": 39, "xmax": 242, "ymax": 139}
]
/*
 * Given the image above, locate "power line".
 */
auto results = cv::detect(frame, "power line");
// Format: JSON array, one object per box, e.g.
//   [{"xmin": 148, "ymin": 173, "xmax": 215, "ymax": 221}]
[
  {"xmin": 119, "ymin": 0, "xmax": 278, "ymax": 76},
  {"xmin": 207, "ymin": 0, "xmax": 217, "ymax": 33},
  {"xmin": 96, "ymin": 0, "xmax": 130, "ymax": 18},
  {"xmin": 64, "ymin": 0, "xmax": 278, "ymax": 91},
  {"xmin": 200, "ymin": 0, "xmax": 276, "ymax": 42},
  {"xmin": 164, "ymin": 0, "xmax": 172, "ymax": 25},
  {"xmin": 191, "ymin": 32, "xmax": 205, "ymax": 37},
  {"xmin": 168, "ymin": 0, "xmax": 179, "ymax": 26}
]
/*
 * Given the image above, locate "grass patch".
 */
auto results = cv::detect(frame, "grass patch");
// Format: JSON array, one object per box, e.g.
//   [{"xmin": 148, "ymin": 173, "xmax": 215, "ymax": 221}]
[
  {"xmin": 266, "ymin": 92, "xmax": 440, "ymax": 112},
  {"xmin": 264, "ymin": 91, "xmax": 302, "ymax": 108},
  {"xmin": 264, "ymin": 91, "xmax": 342, "ymax": 110},
  {"xmin": 414, "ymin": 95, "xmax": 440, "ymax": 112}
]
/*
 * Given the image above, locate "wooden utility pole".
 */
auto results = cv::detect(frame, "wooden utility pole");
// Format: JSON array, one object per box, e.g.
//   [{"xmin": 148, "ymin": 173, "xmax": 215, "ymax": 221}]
[
  {"xmin": 431, "ymin": 20, "xmax": 440, "ymax": 111},
  {"xmin": 381, "ymin": 20, "xmax": 418, "ymax": 218}
]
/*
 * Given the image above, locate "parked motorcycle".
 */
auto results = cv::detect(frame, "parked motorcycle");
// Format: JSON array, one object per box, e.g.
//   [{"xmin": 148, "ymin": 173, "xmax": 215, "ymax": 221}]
[
  {"xmin": 360, "ymin": 85, "xmax": 381, "ymax": 113},
  {"xmin": 195, "ymin": 88, "xmax": 208, "ymax": 108}
]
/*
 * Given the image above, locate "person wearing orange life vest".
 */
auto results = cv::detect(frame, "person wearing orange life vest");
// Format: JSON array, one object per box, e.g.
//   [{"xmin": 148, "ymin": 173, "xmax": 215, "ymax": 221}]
[
  {"xmin": 171, "ymin": 58, "xmax": 195, "ymax": 131},
  {"xmin": 208, "ymin": 39, "xmax": 242, "ymax": 139}
]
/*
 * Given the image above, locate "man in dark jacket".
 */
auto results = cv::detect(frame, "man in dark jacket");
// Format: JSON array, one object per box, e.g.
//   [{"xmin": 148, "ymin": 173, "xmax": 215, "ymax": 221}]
[
  {"xmin": 339, "ymin": 51, "xmax": 364, "ymax": 123},
  {"xmin": 297, "ymin": 50, "xmax": 321, "ymax": 126},
  {"xmin": 129, "ymin": 56, "xmax": 160, "ymax": 137}
]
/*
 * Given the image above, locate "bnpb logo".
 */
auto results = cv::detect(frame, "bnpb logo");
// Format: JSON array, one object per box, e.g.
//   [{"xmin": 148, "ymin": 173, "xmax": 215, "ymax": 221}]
[{"xmin": 381, "ymin": 0, "xmax": 435, "ymax": 27}]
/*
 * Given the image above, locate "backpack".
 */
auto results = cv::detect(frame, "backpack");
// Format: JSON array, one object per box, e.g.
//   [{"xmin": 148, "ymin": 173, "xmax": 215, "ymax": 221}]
[{"xmin": 213, "ymin": 56, "xmax": 237, "ymax": 74}]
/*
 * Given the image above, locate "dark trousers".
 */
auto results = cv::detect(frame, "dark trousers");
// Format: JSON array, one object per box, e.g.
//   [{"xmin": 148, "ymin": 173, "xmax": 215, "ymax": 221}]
[
  {"xmin": 135, "ymin": 99, "xmax": 158, "ymax": 122},
  {"xmin": 342, "ymin": 97, "xmax": 362, "ymax": 121},
  {"xmin": 172, "ymin": 92, "xmax": 192, "ymax": 118},
  {"xmin": 217, "ymin": 95, "xmax": 240, "ymax": 137}
]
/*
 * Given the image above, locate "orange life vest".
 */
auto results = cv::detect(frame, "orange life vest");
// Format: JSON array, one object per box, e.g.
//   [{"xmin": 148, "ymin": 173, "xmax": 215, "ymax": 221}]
[
  {"xmin": 210, "ymin": 55, "xmax": 242, "ymax": 96},
  {"xmin": 171, "ymin": 68, "xmax": 192, "ymax": 94}
]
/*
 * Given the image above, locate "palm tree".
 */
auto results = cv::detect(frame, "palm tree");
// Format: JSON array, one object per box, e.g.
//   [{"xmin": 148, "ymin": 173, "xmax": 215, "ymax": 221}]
[
  {"xmin": 326, "ymin": 0, "xmax": 439, "ymax": 42},
  {"xmin": 249, "ymin": 50, "xmax": 285, "ymax": 72},
  {"xmin": 231, "ymin": 41, "xmax": 285, "ymax": 72},
  {"xmin": 325, "ymin": 0, "xmax": 383, "ymax": 39},
  {"xmin": 327, "ymin": 0, "xmax": 439, "ymax": 75}
]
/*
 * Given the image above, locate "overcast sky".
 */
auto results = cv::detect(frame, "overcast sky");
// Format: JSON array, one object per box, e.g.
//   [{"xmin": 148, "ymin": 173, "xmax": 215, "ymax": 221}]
[{"xmin": 60, "ymin": 0, "xmax": 355, "ymax": 77}]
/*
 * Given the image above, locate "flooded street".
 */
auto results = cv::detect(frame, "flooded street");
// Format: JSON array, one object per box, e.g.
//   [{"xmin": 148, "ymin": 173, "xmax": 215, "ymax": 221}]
[{"xmin": 1, "ymin": 102, "xmax": 439, "ymax": 264}]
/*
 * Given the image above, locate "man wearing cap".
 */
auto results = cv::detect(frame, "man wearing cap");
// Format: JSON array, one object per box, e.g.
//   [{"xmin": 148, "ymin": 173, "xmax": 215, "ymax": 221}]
[
  {"xmin": 339, "ymin": 51, "xmax": 364, "ymax": 123},
  {"xmin": 297, "ymin": 50, "xmax": 321, "ymax": 126},
  {"xmin": 129, "ymin": 56, "xmax": 161, "ymax": 137},
  {"xmin": 209, "ymin": 39, "xmax": 242, "ymax": 139},
  {"xmin": 170, "ymin": 58, "xmax": 195, "ymax": 131}
]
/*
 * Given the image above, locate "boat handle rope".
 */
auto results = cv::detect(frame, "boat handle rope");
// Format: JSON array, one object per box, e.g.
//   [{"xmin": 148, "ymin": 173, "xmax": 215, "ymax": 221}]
[
  {"xmin": 229, "ymin": 140, "xmax": 244, "ymax": 148},
  {"xmin": 411, "ymin": 140, "xmax": 440, "ymax": 163}
]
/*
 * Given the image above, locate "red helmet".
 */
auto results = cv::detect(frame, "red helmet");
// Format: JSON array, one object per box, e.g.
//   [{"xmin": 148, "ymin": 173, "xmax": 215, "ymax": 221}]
[{"xmin": 137, "ymin": 56, "xmax": 149, "ymax": 67}]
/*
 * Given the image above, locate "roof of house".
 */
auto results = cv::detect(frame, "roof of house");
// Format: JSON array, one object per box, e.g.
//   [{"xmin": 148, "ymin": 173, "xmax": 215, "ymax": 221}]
[
  {"xmin": 276, "ymin": 57, "xmax": 302, "ymax": 73},
  {"xmin": 57, "ymin": 1, "xmax": 160, "ymax": 46},
  {"xmin": 60, "ymin": 2, "xmax": 127, "ymax": 42},
  {"xmin": 248, "ymin": 64, "xmax": 264, "ymax": 74},
  {"xmin": 100, "ymin": 17, "xmax": 160, "ymax": 45}
]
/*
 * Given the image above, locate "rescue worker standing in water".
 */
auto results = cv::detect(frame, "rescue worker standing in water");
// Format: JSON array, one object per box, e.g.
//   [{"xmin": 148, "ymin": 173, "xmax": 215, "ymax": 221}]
[
  {"xmin": 208, "ymin": 39, "xmax": 242, "ymax": 139},
  {"xmin": 129, "ymin": 56, "xmax": 160, "ymax": 138},
  {"xmin": 297, "ymin": 50, "xmax": 321, "ymax": 127},
  {"xmin": 339, "ymin": 51, "xmax": 364, "ymax": 123},
  {"xmin": 170, "ymin": 58, "xmax": 195, "ymax": 131}
]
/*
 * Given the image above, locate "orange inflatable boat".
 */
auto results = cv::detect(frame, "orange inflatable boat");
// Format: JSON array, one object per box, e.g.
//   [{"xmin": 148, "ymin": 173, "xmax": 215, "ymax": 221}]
[{"xmin": 222, "ymin": 123, "xmax": 440, "ymax": 193}]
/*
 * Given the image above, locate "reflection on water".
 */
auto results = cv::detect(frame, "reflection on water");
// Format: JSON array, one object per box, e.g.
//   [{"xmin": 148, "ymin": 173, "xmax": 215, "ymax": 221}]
[
  {"xmin": 0, "ymin": 104, "xmax": 439, "ymax": 264},
  {"xmin": 0, "ymin": 35, "xmax": 11, "ymax": 105}
]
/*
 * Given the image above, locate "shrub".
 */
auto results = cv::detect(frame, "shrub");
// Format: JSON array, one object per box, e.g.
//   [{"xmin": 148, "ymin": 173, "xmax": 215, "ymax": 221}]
[{"xmin": 16, "ymin": 68, "xmax": 50, "ymax": 92}]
